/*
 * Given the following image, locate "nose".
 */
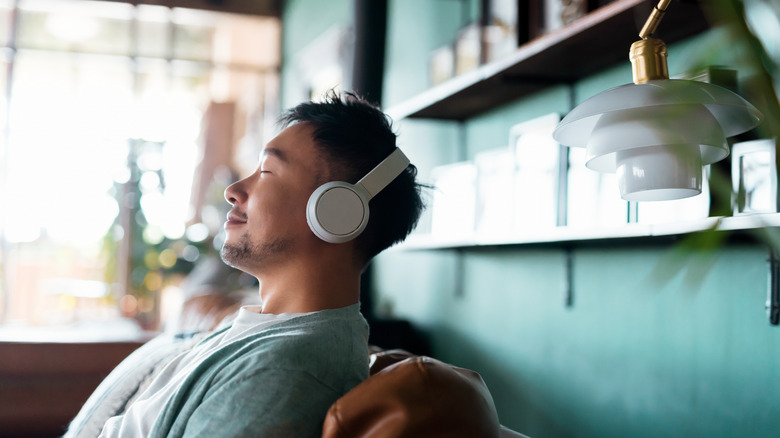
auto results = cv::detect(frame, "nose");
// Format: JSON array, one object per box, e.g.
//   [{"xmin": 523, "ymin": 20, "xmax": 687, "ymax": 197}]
[{"xmin": 224, "ymin": 178, "xmax": 247, "ymax": 205}]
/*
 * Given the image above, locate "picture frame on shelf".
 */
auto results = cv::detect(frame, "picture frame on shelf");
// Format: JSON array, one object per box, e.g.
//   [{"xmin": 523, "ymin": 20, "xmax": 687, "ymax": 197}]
[
  {"xmin": 474, "ymin": 147, "xmax": 516, "ymax": 238},
  {"xmin": 510, "ymin": 113, "xmax": 561, "ymax": 233},
  {"xmin": 430, "ymin": 161, "xmax": 478, "ymax": 238},
  {"xmin": 732, "ymin": 138, "xmax": 778, "ymax": 215}
]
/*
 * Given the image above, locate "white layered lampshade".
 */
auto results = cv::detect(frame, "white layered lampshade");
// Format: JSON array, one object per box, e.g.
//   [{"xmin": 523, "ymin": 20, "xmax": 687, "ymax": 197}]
[{"xmin": 553, "ymin": 79, "xmax": 762, "ymax": 201}]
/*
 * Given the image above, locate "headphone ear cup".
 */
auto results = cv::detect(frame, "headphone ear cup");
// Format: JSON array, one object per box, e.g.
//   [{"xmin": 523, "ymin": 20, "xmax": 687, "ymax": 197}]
[{"xmin": 306, "ymin": 182, "xmax": 370, "ymax": 244}]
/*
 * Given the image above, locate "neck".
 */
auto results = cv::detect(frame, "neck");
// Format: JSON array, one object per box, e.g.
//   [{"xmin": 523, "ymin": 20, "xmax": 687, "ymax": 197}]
[{"xmin": 255, "ymin": 250, "xmax": 362, "ymax": 314}]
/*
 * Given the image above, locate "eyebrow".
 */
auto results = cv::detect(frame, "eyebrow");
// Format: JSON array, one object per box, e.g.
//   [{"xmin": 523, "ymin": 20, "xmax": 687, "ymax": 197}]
[{"xmin": 262, "ymin": 147, "xmax": 289, "ymax": 163}]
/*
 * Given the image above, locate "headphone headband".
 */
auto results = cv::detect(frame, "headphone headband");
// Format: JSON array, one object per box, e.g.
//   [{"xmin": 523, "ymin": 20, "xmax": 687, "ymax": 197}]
[{"xmin": 355, "ymin": 148, "xmax": 410, "ymax": 199}]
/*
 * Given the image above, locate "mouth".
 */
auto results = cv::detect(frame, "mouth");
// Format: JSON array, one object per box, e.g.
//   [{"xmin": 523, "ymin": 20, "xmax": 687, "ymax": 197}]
[{"xmin": 225, "ymin": 210, "xmax": 248, "ymax": 228}]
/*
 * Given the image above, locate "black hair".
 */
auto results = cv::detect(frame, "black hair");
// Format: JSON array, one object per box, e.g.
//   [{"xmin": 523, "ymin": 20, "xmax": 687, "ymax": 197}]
[{"xmin": 279, "ymin": 90, "xmax": 425, "ymax": 262}]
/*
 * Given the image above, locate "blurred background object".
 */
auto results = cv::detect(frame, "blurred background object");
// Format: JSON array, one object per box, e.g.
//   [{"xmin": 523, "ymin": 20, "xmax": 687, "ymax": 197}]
[{"xmin": 0, "ymin": 0, "xmax": 280, "ymax": 334}]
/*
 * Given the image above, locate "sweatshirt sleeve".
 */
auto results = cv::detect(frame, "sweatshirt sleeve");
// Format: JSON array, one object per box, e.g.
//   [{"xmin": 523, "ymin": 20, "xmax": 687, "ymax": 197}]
[{"xmin": 161, "ymin": 367, "xmax": 341, "ymax": 438}]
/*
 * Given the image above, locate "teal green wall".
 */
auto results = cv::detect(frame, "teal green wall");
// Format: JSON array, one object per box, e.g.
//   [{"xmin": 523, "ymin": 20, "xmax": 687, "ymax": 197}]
[
  {"xmin": 375, "ymin": 244, "xmax": 776, "ymax": 437},
  {"xmin": 280, "ymin": 0, "xmax": 353, "ymax": 107},
  {"xmin": 281, "ymin": 1, "xmax": 780, "ymax": 437}
]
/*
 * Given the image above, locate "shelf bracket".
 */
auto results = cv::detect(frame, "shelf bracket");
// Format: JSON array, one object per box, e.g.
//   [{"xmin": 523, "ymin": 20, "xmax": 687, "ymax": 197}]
[
  {"xmin": 768, "ymin": 249, "xmax": 780, "ymax": 325},
  {"xmin": 454, "ymin": 248, "xmax": 465, "ymax": 299},
  {"xmin": 564, "ymin": 247, "xmax": 574, "ymax": 308}
]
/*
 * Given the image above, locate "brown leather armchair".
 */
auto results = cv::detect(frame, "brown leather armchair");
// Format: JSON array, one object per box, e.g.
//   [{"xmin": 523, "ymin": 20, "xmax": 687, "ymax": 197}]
[{"xmin": 323, "ymin": 348, "xmax": 527, "ymax": 438}]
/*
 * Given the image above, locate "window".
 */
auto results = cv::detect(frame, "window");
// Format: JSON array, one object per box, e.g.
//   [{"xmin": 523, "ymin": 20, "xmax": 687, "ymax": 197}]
[{"xmin": 0, "ymin": 0, "xmax": 279, "ymax": 336}]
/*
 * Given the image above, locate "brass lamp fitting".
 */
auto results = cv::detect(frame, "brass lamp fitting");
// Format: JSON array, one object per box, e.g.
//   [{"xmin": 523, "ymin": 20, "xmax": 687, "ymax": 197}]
[
  {"xmin": 630, "ymin": 0, "xmax": 672, "ymax": 84},
  {"xmin": 630, "ymin": 37, "xmax": 670, "ymax": 84}
]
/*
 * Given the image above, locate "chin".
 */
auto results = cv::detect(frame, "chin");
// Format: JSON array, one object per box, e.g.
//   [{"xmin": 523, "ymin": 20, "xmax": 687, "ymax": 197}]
[
  {"xmin": 220, "ymin": 235, "xmax": 294, "ymax": 272},
  {"xmin": 219, "ymin": 245, "xmax": 240, "ymax": 269},
  {"xmin": 220, "ymin": 238, "xmax": 252, "ymax": 267}
]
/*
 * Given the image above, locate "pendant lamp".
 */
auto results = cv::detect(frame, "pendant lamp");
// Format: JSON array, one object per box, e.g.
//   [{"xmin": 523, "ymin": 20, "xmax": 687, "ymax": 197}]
[{"xmin": 552, "ymin": 0, "xmax": 763, "ymax": 202}]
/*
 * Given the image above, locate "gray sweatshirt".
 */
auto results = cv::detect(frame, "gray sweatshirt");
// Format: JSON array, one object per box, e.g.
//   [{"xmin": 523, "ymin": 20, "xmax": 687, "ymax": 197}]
[{"xmin": 99, "ymin": 304, "xmax": 369, "ymax": 438}]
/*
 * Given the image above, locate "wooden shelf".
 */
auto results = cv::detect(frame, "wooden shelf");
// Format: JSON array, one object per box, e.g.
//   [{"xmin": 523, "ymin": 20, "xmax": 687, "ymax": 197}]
[
  {"xmin": 396, "ymin": 213, "xmax": 780, "ymax": 250},
  {"xmin": 386, "ymin": 0, "xmax": 711, "ymax": 121}
]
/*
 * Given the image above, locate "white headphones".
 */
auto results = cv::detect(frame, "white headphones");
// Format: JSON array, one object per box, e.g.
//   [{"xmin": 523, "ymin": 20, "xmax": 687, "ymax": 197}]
[{"xmin": 306, "ymin": 148, "xmax": 410, "ymax": 244}]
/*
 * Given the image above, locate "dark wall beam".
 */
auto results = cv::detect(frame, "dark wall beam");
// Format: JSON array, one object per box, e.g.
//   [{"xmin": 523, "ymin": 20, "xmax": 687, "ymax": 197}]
[{"xmin": 351, "ymin": 0, "xmax": 388, "ymax": 105}]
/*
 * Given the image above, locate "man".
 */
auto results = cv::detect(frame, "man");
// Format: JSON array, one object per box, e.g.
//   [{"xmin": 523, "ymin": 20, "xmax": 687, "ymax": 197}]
[{"xmin": 97, "ymin": 92, "xmax": 425, "ymax": 437}]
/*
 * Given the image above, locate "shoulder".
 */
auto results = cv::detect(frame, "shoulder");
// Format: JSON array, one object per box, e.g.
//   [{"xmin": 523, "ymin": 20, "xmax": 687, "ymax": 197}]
[
  {"xmin": 273, "ymin": 305, "xmax": 369, "ymax": 349},
  {"xmin": 251, "ymin": 305, "xmax": 368, "ymax": 365},
  {"xmin": 216, "ymin": 305, "xmax": 369, "ymax": 391}
]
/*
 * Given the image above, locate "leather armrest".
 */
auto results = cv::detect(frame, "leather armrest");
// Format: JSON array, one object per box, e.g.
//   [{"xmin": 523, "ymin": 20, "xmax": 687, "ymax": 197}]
[{"xmin": 322, "ymin": 355, "xmax": 501, "ymax": 438}]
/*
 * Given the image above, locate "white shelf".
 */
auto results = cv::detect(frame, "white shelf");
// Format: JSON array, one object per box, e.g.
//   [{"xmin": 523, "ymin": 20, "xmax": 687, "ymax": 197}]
[{"xmin": 395, "ymin": 213, "xmax": 780, "ymax": 251}]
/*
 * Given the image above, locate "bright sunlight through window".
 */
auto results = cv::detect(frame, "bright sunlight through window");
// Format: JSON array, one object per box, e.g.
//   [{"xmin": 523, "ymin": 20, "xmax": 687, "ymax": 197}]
[{"xmin": 0, "ymin": 0, "xmax": 279, "ymax": 337}]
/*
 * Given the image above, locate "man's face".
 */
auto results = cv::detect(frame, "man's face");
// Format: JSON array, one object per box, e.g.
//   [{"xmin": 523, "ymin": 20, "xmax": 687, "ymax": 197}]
[{"xmin": 221, "ymin": 123, "xmax": 324, "ymax": 274}]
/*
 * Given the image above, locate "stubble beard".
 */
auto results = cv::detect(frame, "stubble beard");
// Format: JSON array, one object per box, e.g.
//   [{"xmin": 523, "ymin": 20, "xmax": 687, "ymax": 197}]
[{"xmin": 220, "ymin": 231, "xmax": 293, "ymax": 272}]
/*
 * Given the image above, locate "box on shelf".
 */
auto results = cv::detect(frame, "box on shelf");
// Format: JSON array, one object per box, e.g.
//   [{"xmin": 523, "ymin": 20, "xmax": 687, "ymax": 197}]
[
  {"xmin": 484, "ymin": 0, "xmax": 521, "ymax": 63},
  {"xmin": 428, "ymin": 44, "xmax": 455, "ymax": 86},
  {"xmin": 732, "ymin": 138, "xmax": 778, "ymax": 215},
  {"xmin": 454, "ymin": 22, "xmax": 481, "ymax": 76}
]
